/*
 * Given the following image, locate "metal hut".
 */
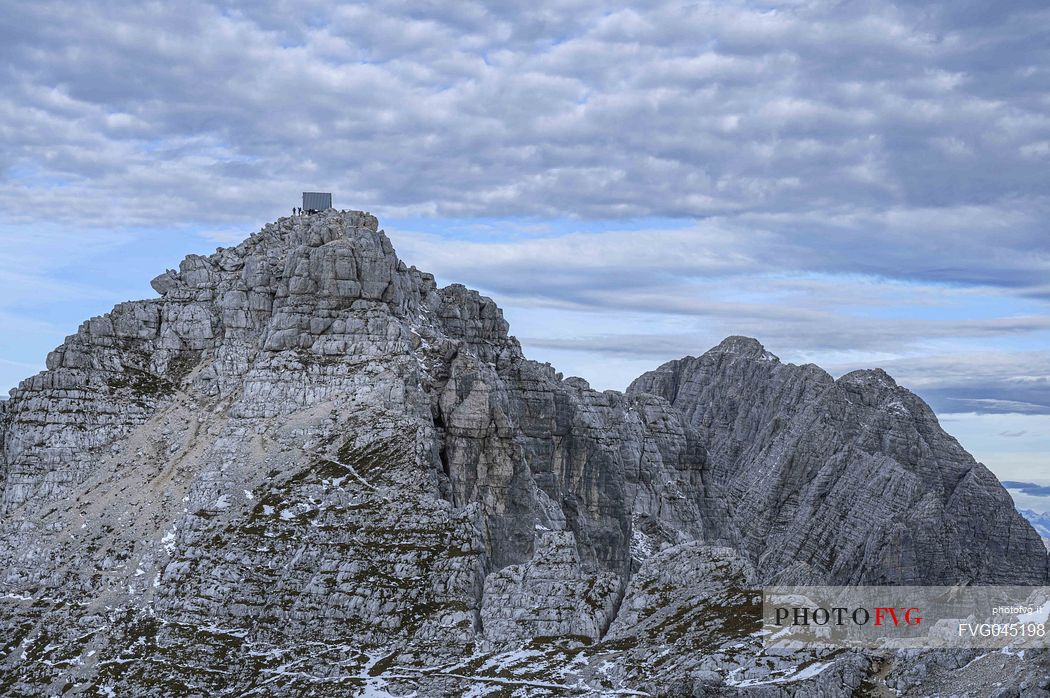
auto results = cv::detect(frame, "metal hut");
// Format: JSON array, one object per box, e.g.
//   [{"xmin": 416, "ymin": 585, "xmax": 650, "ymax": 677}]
[{"xmin": 302, "ymin": 192, "xmax": 332, "ymax": 214}]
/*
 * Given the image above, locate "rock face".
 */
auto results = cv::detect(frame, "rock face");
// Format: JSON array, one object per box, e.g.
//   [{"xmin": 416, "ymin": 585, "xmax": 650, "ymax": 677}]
[
  {"xmin": 479, "ymin": 530, "xmax": 620, "ymax": 644},
  {"xmin": 0, "ymin": 210, "xmax": 1046, "ymax": 696},
  {"xmin": 628, "ymin": 338, "xmax": 1050, "ymax": 586}
]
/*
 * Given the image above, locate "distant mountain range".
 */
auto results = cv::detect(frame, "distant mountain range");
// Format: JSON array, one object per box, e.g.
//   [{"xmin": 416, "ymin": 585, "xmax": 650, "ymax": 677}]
[
  {"xmin": 1018, "ymin": 507, "xmax": 1050, "ymax": 550},
  {"xmin": 1003, "ymin": 481, "xmax": 1050, "ymax": 549},
  {"xmin": 1019, "ymin": 508, "xmax": 1050, "ymax": 537}
]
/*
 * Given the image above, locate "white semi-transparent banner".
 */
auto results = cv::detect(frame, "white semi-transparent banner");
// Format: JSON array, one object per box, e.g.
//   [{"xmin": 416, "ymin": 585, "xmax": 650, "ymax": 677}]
[{"xmin": 762, "ymin": 586, "xmax": 1050, "ymax": 649}]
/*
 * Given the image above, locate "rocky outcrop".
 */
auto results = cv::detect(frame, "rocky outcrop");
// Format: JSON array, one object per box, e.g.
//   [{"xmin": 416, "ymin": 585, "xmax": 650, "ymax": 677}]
[
  {"xmin": 480, "ymin": 530, "xmax": 620, "ymax": 644},
  {"xmin": 0, "ymin": 210, "xmax": 1045, "ymax": 696},
  {"xmin": 629, "ymin": 337, "xmax": 1050, "ymax": 586}
]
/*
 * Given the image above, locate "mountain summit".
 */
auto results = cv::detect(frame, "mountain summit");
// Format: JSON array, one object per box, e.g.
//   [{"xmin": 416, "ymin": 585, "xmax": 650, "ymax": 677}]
[{"xmin": 1, "ymin": 210, "xmax": 1047, "ymax": 695}]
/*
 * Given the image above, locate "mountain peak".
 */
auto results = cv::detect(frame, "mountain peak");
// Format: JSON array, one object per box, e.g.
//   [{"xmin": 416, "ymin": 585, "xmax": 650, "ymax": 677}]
[
  {"xmin": 837, "ymin": 367, "xmax": 899, "ymax": 390},
  {"xmin": 708, "ymin": 335, "xmax": 778, "ymax": 361},
  {"xmin": 0, "ymin": 212, "xmax": 1046, "ymax": 694}
]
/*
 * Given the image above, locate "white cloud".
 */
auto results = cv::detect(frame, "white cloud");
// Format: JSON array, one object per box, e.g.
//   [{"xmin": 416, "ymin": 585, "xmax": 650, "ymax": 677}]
[{"xmin": 0, "ymin": 1, "xmax": 1047, "ymax": 239}]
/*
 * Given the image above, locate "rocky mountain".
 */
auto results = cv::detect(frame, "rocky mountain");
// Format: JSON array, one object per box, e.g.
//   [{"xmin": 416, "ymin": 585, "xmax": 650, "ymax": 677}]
[
  {"xmin": 1, "ymin": 210, "xmax": 1048, "ymax": 696},
  {"xmin": 629, "ymin": 344, "xmax": 1048, "ymax": 586}
]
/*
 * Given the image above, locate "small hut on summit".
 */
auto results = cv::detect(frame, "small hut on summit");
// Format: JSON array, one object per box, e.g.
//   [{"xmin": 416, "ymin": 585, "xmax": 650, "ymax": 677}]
[{"xmin": 302, "ymin": 192, "xmax": 332, "ymax": 214}]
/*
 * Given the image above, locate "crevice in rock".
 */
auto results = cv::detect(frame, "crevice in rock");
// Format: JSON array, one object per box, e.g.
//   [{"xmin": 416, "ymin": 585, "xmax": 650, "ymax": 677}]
[{"xmin": 597, "ymin": 573, "xmax": 629, "ymax": 643}]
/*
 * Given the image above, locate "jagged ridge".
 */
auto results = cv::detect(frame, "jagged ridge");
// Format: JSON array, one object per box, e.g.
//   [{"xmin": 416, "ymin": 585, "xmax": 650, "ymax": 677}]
[{"xmin": 0, "ymin": 210, "xmax": 1046, "ymax": 696}]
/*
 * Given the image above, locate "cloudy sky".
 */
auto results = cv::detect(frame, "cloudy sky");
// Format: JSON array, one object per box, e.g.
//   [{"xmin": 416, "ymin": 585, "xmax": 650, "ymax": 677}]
[{"xmin": 2, "ymin": 1, "xmax": 1048, "ymax": 502}]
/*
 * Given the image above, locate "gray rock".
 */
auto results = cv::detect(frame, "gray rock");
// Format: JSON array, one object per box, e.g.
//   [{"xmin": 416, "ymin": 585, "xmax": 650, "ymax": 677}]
[
  {"xmin": 480, "ymin": 530, "xmax": 620, "ymax": 644},
  {"xmin": 0, "ymin": 211, "xmax": 1044, "ymax": 695},
  {"xmin": 628, "ymin": 337, "xmax": 1050, "ymax": 585}
]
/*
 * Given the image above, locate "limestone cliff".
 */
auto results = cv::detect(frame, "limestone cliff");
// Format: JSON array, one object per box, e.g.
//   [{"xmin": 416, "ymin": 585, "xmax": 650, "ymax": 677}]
[
  {"xmin": 0, "ymin": 210, "xmax": 1046, "ymax": 696},
  {"xmin": 629, "ymin": 338, "xmax": 1049, "ymax": 586}
]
